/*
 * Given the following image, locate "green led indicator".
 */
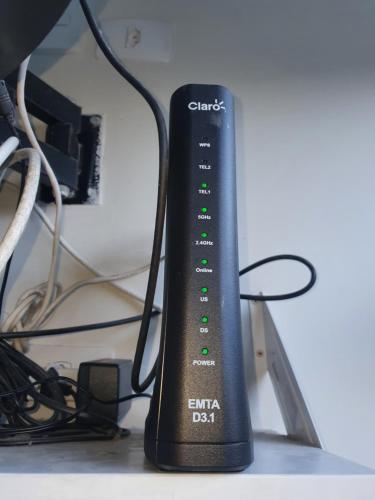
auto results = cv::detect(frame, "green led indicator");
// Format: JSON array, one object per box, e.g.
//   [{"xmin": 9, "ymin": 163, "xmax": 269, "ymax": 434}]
[
  {"xmin": 201, "ymin": 287, "xmax": 208, "ymax": 294},
  {"xmin": 200, "ymin": 182, "xmax": 208, "ymax": 189},
  {"xmin": 200, "ymin": 231, "xmax": 208, "ymax": 239},
  {"xmin": 201, "ymin": 207, "xmax": 208, "ymax": 214},
  {"xmin": 201, "ymin": 347, "xmax": 209, "ymax": 356},
  {"xmin": 201, "ymin": 315, "xmax": 209, "ymax": 324},
  {"xmin": 200, "ymin": 258, "xmax": 208, "ymax": 266}
]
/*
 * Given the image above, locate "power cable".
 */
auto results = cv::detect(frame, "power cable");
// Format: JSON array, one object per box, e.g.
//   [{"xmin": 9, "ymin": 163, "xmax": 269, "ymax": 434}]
[
  {"xmin": 240, "ymin": 254, "xmax": 317, "ymax": 301},
  {"xmin": 80, "ymin": 0, "xmax": 168, "ymax": 394},
  {"xmin": 0, "ymin": 310, "xmax": 160, "ymax": 340}
]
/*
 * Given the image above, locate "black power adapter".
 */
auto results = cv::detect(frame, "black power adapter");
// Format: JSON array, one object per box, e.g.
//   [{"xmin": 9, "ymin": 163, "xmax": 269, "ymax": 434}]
[{"xmin": 77, "ymin": 359, "xmax": 133, "ymax": 425}]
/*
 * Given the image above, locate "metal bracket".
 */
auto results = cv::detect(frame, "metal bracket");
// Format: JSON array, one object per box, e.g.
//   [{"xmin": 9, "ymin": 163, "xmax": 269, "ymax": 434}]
[
  {"xmin": 262, "ymin": 302, "xmax": 322, "ymax": 447},
  {"xmin": 0, "ymin": 70, "xmax": 101, "ymax": 204}
]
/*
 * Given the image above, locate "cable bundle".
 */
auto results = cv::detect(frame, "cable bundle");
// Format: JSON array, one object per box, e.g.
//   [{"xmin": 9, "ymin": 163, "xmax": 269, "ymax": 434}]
[
  {"xmin": 0, "ymin": 339, "xmax": 83, "ymax": 437},
  {"xmin": 0, "ymin": 339, "xmax": 151, "ymax": 443}
]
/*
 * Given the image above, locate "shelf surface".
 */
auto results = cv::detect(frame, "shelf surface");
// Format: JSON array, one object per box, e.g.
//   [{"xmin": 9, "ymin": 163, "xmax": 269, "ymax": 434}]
[{"xmin": 0, "ymin": 432, "xmax": 374, "ymax": 500}]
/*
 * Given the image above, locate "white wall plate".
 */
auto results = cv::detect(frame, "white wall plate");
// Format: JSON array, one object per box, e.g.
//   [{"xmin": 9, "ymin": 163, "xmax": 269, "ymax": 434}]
[{"xmin": 96, "ymin": 19, "xmax": 174, "ymax": 63}]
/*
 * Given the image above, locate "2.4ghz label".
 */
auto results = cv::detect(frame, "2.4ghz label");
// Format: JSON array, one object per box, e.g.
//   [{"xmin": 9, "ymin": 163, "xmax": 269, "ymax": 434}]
[{"xmin": 188, "ymin": 398, "xmax": 220, "ymax": 423}]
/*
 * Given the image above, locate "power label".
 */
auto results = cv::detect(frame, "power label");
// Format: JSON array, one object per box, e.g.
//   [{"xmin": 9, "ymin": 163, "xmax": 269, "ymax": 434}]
[{"xmin": 188, "ymin": 398, "xmax": 221, "ymax": 424}]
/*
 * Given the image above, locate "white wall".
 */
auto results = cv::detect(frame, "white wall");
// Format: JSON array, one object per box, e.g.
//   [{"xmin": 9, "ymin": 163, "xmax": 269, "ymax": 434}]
[{"xmin": 3, "ymin": 0, "xmax": 375, "ymax": 468}]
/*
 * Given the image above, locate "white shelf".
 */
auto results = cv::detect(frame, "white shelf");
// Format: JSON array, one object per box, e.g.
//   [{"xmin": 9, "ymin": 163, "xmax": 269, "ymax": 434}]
[{"xmin": 0, "ymin": 432, "xmax": 373, "ymax": 500}]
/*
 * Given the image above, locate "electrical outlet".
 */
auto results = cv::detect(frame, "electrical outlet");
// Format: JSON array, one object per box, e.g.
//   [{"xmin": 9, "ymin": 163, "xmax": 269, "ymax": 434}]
[
  {"xmin": 44, "ymin": 360, "xmax": 78, "ymax": 380},
  {"xmin": 126, "ymin": 26, "xmax": 142, "ymax": 49},
  {"xmin": 96, "ymin": 19, "xmax": 174, "ymax": 63},
  {"xmin": 28, "ymin": 344, "xmax": 115, "ymax": 372}
]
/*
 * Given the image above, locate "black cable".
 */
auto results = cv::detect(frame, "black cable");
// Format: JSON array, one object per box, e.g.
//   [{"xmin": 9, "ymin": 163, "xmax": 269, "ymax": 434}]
[
  {"xmin": 99, "ymin": 392, "xmax": 152, "ymax": 405},
  {"xmin": 0, "ymin": 409, "xmax": 84, "ymax": 435},
  {"xmin": 0, "ymin": 341, "xmax": 68, "ymax": 430},
  {"xmin": 0, "ymin": 375, "xmax": 152, "ymax": 404},
  {"xmin": 0, "ymin": 345, "xmax": 126, "ymax": 442},
  {"xmin": 239, "ymin": 254, "xmax": 316, "ymax": 301},
  {"xmin": 0, "ymin": 353, "xmax": 151, "ymax": 438},
  {"xmin": 0, "ymin": 310, "xmax": 160, "ymax": 340},
  {"xmin": 80, "ymin": 0, "xmax": 168, "ymax": 394},
  {"xmin": 0, "ymin": 371, "xmax": 150, "ymax": 438},
  {"xmin": 0, "ymin": 256, "xmax": 315, "ymax": 338}
]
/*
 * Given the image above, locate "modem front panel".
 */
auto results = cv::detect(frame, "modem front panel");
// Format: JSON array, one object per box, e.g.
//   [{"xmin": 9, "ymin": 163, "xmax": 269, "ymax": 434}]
[{"xmin": 145, "ymin": 84, "xmax": 253, "ymax": 471}]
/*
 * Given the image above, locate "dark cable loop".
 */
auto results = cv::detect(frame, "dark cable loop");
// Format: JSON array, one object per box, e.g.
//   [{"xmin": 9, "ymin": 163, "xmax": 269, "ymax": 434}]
[
  {"xmin": 79, "ymin": 0, "xmax": 168, "ymax": 393},
  {"xmin": 239, "ymin": 254, "xmax": 317, "ymax": 301},
  {"xmin": 0, "ymin": 365, "xmax": 151, "ymax": 438}
]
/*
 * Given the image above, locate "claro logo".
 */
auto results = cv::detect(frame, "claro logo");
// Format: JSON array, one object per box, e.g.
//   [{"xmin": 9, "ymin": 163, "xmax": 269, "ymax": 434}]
[{"xmin": 188, "ymin": 99, "xmax": 226, "ymax": 112}]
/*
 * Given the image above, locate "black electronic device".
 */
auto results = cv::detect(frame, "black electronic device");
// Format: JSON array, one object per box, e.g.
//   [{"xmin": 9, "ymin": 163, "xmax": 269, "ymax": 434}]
[
  {"xmin": 145, "ymin": 84, "xmax": 253, "ymax": 471},
  {"xmin": 77, "ymin": 359, "xmax": 132, "ymax": 425}
]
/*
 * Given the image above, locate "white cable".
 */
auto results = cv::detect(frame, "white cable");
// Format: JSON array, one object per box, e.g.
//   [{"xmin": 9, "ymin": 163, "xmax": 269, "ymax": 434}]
[
  {"xmin": 31, "ymin": 200, "xmax": 164, "ymax": 296},
  {"xmin": 17, "ymin": 56, "xmax": 63, "ymax": 327},
  {"xmin": 0, "ymin": 137, "xmax": 19, "ymax": 166},
  {"xmin": 2, "ymin": 181, "xmax": 155, "ymax": 318},
  {"xmin": 0, "ymin": 136, "xmax": 19, "ymax": 186},
  {"xmin": 33, "ymin": 200, "xmax": 122, "ymax": 276},
  {"xmin": 1, "ymin": 263, "xmax": 159, "ymax": 333},
  {"xmin": 1, "ymin": 180, "xmax": 161, "ymax": 331},
  {"xmin": 2, "ymin": 282, "xmax": 48, "ymax": 333},
  {"xmin": 1, "ymin": 262, "xmax": 153, "ymax": 332},
  {"xmin": 2, "ymin": 292, "xmax": 41, "ymax": 333},
  {"xmin": 0, "ymin": 148, "xmax": 41, "ymax": 274},
  {"xmin": 33, "ymin": 262, "xmax": 159, "ymax": 329}
]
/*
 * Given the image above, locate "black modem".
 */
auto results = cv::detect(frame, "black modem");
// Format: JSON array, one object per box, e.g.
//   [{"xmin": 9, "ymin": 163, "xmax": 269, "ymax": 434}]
[{"xmin": 145, "ymin": 84, "xmax": 253, "ymax": 471}]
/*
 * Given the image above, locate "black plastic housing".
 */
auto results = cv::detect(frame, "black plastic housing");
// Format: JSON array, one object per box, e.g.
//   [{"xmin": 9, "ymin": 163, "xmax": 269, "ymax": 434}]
[
  {"xmin": 145, "ymin": 84, "xmax": 253, "ymax": 471},
  {"xmin": 77, "ymin": 359, "xmax": 132, "ymax": 425}
]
